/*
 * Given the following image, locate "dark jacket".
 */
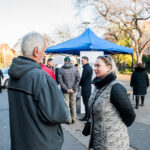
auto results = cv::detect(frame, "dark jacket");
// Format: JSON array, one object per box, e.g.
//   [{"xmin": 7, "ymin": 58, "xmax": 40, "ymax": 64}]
[
  {"xmin": 79, "ymin": 63, "xmax": 93, "ymax": 96},
  {"xmin": 55, "ymin": 68, "xmax": 60, "ymax": 84},
  {"xmin": 8, "ymin": 56, "xmax": 69, "ymax": 150},
  {"xmin": 111, "ymin": 83, "xmax": 136, "ymax": 126},
  {"xmin": 130, "ymin": 67, "xmax": 149, "ymax": 95},
  {"xmin": 0, "ymin": 69, "xmax": 4, "ymax": 83},
  {"xmin": 92, "ymin": 72, "xmax": 136, "ymax": 127},
  {"xmin": 58, "ymin": 63, "xmax": 80, "ymax": 93}
]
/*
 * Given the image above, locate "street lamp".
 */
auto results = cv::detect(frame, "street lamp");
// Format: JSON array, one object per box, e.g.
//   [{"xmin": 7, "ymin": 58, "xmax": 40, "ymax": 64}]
[{"xmin": 82, "ymin": 21, "xmax": 90, "ymax": 29}]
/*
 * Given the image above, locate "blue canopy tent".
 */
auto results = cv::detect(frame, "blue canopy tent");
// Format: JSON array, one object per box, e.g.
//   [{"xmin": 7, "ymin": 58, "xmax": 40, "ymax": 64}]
[
  {"xmin": 45, "ymin": 28, "xmax": 134, "ymax": 70},
  {"xmin": 45, "ymin": 28, "xmax": 133, "ymax": 55}
]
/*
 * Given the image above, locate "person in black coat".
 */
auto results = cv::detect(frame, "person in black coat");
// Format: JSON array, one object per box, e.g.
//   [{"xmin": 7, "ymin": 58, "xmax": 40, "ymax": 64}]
[
  {"xmin": 0, "ymin": 69, "xmax": 4, "ymax": 93},
  {"xmin": 130, "ymin": 63, "xmax": 149, "ymax": 109},
  {"xmin": 79, "ymin": 56, "xmax": 93, "ymax": 121}
]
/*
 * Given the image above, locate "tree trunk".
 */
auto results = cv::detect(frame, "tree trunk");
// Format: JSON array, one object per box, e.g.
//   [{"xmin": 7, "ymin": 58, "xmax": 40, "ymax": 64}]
[
  {"xmin": 135, "ymin": 44, "xmax": 143, "ymax": 63},
  {"xmin": 138, "ymin": 54, "xmax": 142, "ymax": 63},
  {"xmin": 136, "ymin": 50, "xmax": 143, "ymax": 63}
]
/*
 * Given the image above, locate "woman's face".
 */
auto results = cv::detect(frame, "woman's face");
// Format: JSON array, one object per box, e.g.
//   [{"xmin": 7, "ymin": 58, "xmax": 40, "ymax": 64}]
[{"xmin": 94, "ymin": 58, "xmax": 111, "ymax": 78}]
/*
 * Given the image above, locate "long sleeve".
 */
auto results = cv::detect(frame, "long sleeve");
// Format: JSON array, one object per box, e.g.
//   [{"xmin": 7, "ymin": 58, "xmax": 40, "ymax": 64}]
[
  {"xmin": 35, "ymin": 72, "xmax": 69, "ymax": 125},
  {"xmin": 130, "ymin": 72, "xmax": 134, "ymax": 87},
  {"xmin": 80, "ymin": 66, "xmax": 93, "ymax": 86},
  {"xmin": 72, "ymin": 70, "xmax": 80, "ymax": 92},
  {"xmin": 58, "ymin": 69, "xmax": 68, "ymax": 92},
  {"xmin": 50, "ymin": 70, "xmax": 56, "ymax": 81},
  {"xmin": 110, "ymin": 83, "xmax": 136, "ymax": 127},
  {"xmin": 146, "ymin": 72, "xmax": 149, "ymax": 87}
]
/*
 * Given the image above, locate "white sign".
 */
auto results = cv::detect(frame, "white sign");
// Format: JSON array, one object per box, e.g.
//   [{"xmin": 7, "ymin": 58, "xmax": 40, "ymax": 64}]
[
  {"xmin": 79, "ymin": 51, "xmax": 104, "ymax": 114},
  {"xmin": 53, "ymin": 55, "xmax": 64, "ymax": 65}
]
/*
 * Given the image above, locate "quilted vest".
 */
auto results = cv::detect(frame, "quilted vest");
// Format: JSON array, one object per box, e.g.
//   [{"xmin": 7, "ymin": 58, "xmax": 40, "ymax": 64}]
[{"xmin": 89, "ymin": 79, "xmax": 129, "ymax": 150}]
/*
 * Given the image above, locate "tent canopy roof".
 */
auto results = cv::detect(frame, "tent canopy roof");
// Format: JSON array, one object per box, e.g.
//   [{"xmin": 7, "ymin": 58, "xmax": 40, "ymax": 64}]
[{"xmin": 45, "ymin": 28, "xmax": 133, "ymax": 55}]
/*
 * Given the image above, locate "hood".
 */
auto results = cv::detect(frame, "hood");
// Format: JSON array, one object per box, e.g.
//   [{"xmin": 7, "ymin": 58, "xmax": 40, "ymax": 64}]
[
  {"xmin": 8, "ymin": 56, "xmax": 41, "ymax": 79},
  {"xmin": 62, "ymin": 63, "xmax": 73, "ymax": 69}
]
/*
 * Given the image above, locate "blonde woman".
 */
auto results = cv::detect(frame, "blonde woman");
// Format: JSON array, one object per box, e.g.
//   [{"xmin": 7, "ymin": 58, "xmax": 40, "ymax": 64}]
[{"xmin": 89, "ymin": 55, "xmax": 136, "ymax": 150}]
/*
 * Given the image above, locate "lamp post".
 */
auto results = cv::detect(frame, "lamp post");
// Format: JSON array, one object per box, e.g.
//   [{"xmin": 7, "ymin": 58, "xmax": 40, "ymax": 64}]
[{"xmin": 82, "ymin": 21, "xmax": 90, "ymax": 29}]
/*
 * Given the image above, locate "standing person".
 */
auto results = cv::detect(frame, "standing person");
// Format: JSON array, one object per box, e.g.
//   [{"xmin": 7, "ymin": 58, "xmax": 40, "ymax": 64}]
[
  {"xmin": 75, "ymin": 64, "xmax": 80, "ymax": 73},
  {"xmin": 8, "ymin": 32, "xmax": 69, "ymax": 150},
  {"xmin": 88, "ymin": 55, "xmax": 136, "ymax": 150},
  {"xmin": 79, "ymin": 56, "xmax": 93, "ymax": 121},
  {"xmin": 0, "ymin": 69, "xmax": 4, "ymax": 93},
  {"xmin": 58, "ymin": 56, "xmax": 80, "ymax": 124},
  {"xmin": 130, "ymin": 63, "xmax": 149, "ymax": 109},
  {"xmin": 55, "ymin": 66, "xmax": 60, "ymax": 85},
  {"xmin": 41, "ymin": 63, "xmax": 56, "ymax": 81},
  {"xmin": 47, "ymin": 58, "xmax": 55, "ymax": 71}
]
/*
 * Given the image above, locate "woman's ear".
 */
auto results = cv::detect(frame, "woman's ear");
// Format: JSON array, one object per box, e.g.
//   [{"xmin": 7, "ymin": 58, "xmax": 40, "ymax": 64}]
[{"xmin": 107, "ymin": 65, "xmax": 112, "ymax": 72}]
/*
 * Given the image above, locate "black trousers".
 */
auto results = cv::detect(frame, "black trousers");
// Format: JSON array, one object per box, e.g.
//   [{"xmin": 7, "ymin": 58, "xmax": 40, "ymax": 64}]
[
  {"xmin": 135, "ymin": 95, "xmax": 145, "ymax": 106},
  {"xmin": 82, "ymin": 96, "xmax": 90, "ymax": 119}
]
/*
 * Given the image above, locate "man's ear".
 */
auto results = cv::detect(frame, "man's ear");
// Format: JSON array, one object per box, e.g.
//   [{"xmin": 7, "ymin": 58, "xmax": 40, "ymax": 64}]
[{"xmin": 32, "ymin": 47, "xmax": 39, "ymax": 57}]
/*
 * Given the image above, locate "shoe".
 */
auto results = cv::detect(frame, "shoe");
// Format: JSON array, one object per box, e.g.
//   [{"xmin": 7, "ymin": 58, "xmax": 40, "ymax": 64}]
[
  {"xmin": 66, "ymin": 120, "xmax": 72, "ymax": 124},
  {"xmin": 135, "ymin": 106, "xmax": 138, "ymax": 109},
  {"xmin": 141, "ymin": 104, "xmax": 144, "ymax": 106},
  {"xmin": 72, "ymin": 120, "xmax": 76, "ymax": 124},
  {"xmin": 79, "ymin": 117, "xmax": 88, "ymax": 121}
]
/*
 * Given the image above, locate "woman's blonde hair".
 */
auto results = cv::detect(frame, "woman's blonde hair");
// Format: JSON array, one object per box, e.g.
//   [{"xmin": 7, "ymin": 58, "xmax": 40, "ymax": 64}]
[{"xmin": 97, "ymin": 55, "xmax": 118, "ymax": 74}]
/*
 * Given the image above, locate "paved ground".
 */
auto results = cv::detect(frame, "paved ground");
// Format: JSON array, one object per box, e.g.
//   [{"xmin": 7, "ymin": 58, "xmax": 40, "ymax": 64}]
[
  {"xmin": 0, "ymin": 89, "xmax": 87, "ymax": 150},
  {"xmin": 63, "ymin": 78, "xmax": 150, "ymax": 150},
  {"xmin": 0, "ymin": 77, "xmax": 150, "ymax": 150},
  {"xmin": 121, "ymin": 79, "xmax": 150, "ymax": 150}
]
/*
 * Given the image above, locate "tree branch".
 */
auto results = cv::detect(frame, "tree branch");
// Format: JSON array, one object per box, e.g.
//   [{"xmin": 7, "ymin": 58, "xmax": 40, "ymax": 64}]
[
  {"xmin": 96, "ymin": 0, "xmax": 119, "ymax": 24},
  {"xmin": 137, "ymin": 16, "xmax": 150, "ymax": 20},
  {"xmin": 140, "ymin": 39, "xmax": 150, "ymax": 53}
]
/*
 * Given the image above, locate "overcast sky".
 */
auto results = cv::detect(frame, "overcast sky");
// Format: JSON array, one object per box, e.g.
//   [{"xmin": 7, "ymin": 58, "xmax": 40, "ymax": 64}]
[{"xmin": 0, "ymin": 0, "xmax": 89, "ymax": 48}]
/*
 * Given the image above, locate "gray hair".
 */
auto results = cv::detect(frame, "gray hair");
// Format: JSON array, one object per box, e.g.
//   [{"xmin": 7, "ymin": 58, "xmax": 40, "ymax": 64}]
[
  {"xmin": 97, "ymin": 55, "xmax": 118, "ymax": 74},
  {"xmin": 21, "ymin": 32, "xmax": 45, "ymax": 57}
]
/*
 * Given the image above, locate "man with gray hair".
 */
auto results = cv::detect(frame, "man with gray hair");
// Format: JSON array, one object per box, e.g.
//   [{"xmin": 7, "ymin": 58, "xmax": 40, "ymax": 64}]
[{"xmin": 8, "ymin": 32, "xmax": 69, "ymax": 150}]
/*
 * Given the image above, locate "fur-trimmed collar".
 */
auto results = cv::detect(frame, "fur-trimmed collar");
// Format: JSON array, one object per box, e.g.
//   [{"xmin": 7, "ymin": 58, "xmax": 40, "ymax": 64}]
[{"xmin": 92, "ymin": 72, "xmax": 117, "ymax": 89}]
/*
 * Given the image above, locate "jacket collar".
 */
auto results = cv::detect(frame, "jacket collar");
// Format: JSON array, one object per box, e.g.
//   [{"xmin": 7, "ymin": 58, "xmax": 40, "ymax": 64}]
[
  {"xmin": 135, "ymin": 66, "xmax": 145, "ymax": 72},
  {"xmin": 83, "ymin": 63, "xmax": 89, "ymax": 68},
  {"xmin": 92, "ymin": 72, "xmax": 117, "ymax": 89}
]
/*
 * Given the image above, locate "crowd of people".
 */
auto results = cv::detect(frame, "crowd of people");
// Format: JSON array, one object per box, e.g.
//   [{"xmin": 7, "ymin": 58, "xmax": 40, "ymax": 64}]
[{"xmin": 4, "ymin": 32, "xmax": 149, "ymax": 150}]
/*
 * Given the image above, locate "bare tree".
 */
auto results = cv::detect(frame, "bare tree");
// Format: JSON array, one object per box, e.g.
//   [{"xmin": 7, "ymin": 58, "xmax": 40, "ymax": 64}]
[
  {"xmin": 74, "ymin": 0, "xmax": 150, "ymax": 63},
  {"xmin": 13, "ymin": 38, "xmax": 22, "ymax": 55},
  {"xmin": 42, "ymin": 34, "xmax": 55, "ymax": 47},
  {"xmin": 51, "ymin": 24, "xmax": 86, "ymax": 44},
  {"xmin": 52, "ymin": 26, "xmax": 74, "ymax": 43}
]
